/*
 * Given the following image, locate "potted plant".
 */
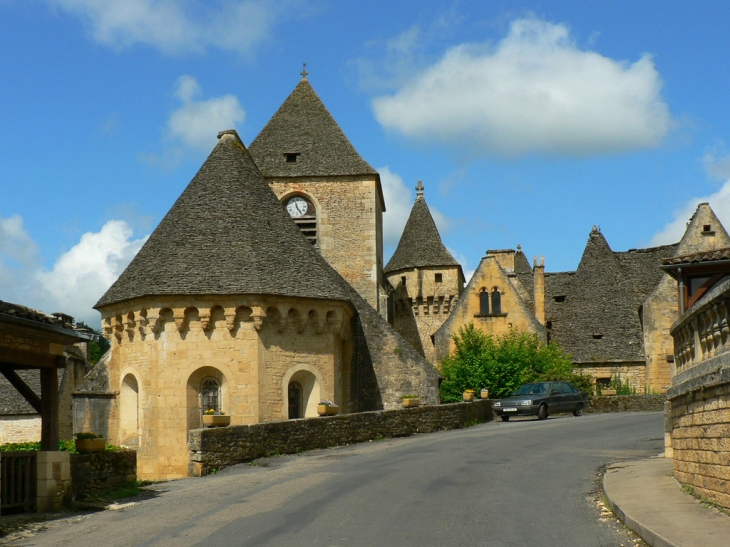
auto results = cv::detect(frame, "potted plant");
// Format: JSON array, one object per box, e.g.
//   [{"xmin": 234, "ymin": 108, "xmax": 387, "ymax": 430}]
[
  {"xmin": 75, "ymin": 432, "xmax": 106, "ymax": 453},
  {"xmin": 317, "ymin": 400, "xmax": 339, "ymax": 416},
  {"xmin": 463, "ymin": 389, "xmax": 476, "ymax": 402},
  {"xmin": 480, "ymin": 388, "xmax": 489, "ymax": 399},
  {"xmin": 203, "ymin": 409, "xmax": 231, "ymax": 427},
  {"xmin": 401, "ymin": 394, "xmax": 420, "ymax": 408}
]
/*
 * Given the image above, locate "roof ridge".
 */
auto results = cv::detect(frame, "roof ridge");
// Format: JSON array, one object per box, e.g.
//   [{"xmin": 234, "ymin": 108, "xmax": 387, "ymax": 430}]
[
  {"xmin": 384, "ymin": 185, "xmax": 461, "ymax": 274},
  {"xmin": 95, "ymin": 130, "xmax": 352, "ymax": 308},
  {"xmin": 249, "ymin": 79, "xmax": 377, "ymax": 178}
]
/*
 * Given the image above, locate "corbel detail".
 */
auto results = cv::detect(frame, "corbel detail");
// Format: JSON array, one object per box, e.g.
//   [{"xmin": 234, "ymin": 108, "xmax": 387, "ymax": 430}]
[
  {"xmin": 199, "ymin": 308, "xmax": 212, "ymax": 331},
  {"xmin": 250, "ymin": 307, "xmax": 267, "ymax": 331},
  {"xmin": 173, "ymin": 309, "xmax": 186, "ymax": 332}
]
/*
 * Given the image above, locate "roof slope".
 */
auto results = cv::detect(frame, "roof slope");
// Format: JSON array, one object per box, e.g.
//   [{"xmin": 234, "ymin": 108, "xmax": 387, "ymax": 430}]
[
  {"xmin": 545, "ymin": 228, "xmax": 677, "ymax": 363},
  {"xmin": 384, "ymin": 192, "xmax": 461, "ymax": 274},
  {"xmin": 95, "ymin": 131, "xmax": 351, "ymax": 308},
  {"xmin": 248, "ymin": 78, "xmax": 377, "ymax": 178}
]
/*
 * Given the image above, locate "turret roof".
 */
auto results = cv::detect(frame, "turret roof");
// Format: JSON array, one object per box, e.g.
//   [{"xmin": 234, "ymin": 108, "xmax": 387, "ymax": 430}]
[
  {"xmin": 384, "ymin": 188, "xmax": 461, "ymax": 274},
  {"xmin": 248, "ymin": 78, "xmax": 378, "ymax": 179},
  {"xmin": 95, "ymin": 130, "xmax": 352, "ymax": 308}
]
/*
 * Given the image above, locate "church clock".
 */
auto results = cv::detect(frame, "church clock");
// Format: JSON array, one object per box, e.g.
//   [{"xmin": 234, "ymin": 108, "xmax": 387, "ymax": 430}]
[{"xmin": 286, "ymin": 196, "xmax": 308, "ymax": 217}]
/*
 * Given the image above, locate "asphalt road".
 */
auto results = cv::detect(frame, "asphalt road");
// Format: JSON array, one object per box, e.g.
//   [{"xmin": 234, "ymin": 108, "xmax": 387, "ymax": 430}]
[{"xmin": 7, "ymin": 412, "xmax": 663, "ymax": 547}]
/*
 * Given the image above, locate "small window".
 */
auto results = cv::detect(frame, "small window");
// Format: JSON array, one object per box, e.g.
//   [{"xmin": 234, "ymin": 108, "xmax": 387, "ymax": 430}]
[
  {"xmin": 479, "ymin": 288, "xmax": 490, "ymax": 316},
  {"xmin": 593, "ymin": 334, "xmax": 603, "ymax": 340},
  {"xmin": 285, "ymin": 153, "xmax": 300, "ymax": 163},
  {"xmin": 704, "ymin": 224, "xmax": 711, "ymax": 232},
  {"xmin": 554, "ymin": 295, "xmax": 566, "ymax": 303},
  {"xmin": 666, "ymin": 354, "xmax": 675, "ymax": 363},
  {"xmin": 435, "ymin": 273, "xmax": 443, "ymax": 283},
  {"xmin": 401, "ymin": 276, "xmax": 407, "ymax": 286},
  {"xmin": 491, "ymin": 288, "xmax": 502, "ymax": 315},
  {"xmin": 201, "ymin": 377, "xmax": 220, "ymax": 414},
  {"xmin": 546, "ymin": 321, "xmax": 553, "ymax": 329}
]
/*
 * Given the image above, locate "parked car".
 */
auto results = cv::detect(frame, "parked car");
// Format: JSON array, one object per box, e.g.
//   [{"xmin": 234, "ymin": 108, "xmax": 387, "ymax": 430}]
[{"xmin": 492, "ymin": 381, "xmax": 589, "ymax": 421}]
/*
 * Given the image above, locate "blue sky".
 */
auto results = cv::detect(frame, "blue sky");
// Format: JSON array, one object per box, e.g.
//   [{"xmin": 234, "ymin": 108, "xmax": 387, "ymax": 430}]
[{"xmin": 2, "ymin": 0, "xmax": 730, "ymax": 325}]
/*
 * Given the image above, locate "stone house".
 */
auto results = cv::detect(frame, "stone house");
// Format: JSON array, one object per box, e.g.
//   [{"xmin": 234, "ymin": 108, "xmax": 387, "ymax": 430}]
[
  {"xmin": 431, "ymin": 203, "xmax": 729, "ymax": 395},
  {"xmin": 79, "ymin": 79, "xmax": 439, "ymax": 480},
  {"xmin": 384, "ymin": 181, "xmax": 464, "ymax": 363},
  {"xmin": 662, "ymin": 239, "xmax": 730, "ymax": 509}
]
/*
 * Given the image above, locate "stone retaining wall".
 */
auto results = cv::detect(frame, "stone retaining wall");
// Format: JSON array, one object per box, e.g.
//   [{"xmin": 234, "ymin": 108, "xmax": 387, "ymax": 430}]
[
  {"xmin": 70, "ymin": 450, "xmax": 136, "ymax": 499},
  {"xmin": 587, "ymin": 394, "xmax": 666, "ymax": 413},
  {"xmin": 189, "ymin": 400, "xmax": 492, "ymax": 476}
]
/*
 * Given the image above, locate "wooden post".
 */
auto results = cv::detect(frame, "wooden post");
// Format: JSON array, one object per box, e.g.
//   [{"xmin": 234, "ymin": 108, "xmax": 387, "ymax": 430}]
[{"xmin": 40, "ymin": 360, "xmax": 60, "ymax": 451}]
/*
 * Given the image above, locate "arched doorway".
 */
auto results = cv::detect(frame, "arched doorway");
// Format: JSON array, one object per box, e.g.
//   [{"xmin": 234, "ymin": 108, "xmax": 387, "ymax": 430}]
[{"xmin": 288, "ymin": 381, "xmax": 303, "ymax": 419}]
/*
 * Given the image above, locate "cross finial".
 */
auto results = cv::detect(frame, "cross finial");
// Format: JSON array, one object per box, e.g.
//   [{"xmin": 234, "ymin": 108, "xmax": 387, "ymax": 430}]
[
  {"xmin": 301, "ymin": 63, "xmax": 308, "ymax": 80},
  {"xmin": 416, "ymin": 180, "xmax": 424, "ymax": 198}
]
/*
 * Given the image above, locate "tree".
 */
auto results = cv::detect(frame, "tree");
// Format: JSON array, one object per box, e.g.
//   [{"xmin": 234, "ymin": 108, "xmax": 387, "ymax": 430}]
[{"xmin": 439, "ymin": 323, "xmax": 593, "ymax": 402}]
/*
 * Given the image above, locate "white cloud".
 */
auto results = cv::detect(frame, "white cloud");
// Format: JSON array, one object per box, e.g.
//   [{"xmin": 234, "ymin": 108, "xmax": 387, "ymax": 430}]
[
  {"xmin": 48, "ymin": 0, "xmax": 283, "ymax": 55},
  {"xmin": 0, "ymin": 217, "xmax": 147, "ymax": 326},
  {"xmin": 702, "ymin": 143, "xmax": 730, "ymax": 181},
  {"xmin": 379, "ymin": 166, "xmax": 450, "ymax": 250},
  {"xmin": 651, "ymin": 181, "xmax": 730, "ymax": 245},
  {"xmin": 168, "ymin": 75, "xmax": 246, "ymax": 151},
  {"xmin": 373, "ymin": 17, "xmax": 673, "ymax": 157}
]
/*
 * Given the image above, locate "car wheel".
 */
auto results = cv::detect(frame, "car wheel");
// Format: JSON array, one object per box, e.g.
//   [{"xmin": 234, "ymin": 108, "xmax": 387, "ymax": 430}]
[
  {"xmin": 537, "ymin": 404, "xmax": 548, "ymax": 420},
  {"xmin": 573, "ymin": 404, "xmax": 583, "ymax": 417},
  {"xmin": 501, "ymin": 415, "xmax": 510, "ymax": 422}
]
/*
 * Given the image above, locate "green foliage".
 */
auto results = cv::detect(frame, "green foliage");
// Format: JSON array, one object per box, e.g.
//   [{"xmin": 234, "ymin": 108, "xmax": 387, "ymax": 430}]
[
  {"xmin": 0, "ymin": 438, "xmax": 125, "ymax": 454},
  {"xmin": 609, "ymin": 374, "xmax": 636, "ymax": 395},
  {"xmin": 76, "ymin": 321, "xmax": 110, "ymax": 365},
  {"xmin": 439, "ymin": 324, "xmax": 593, "ymax": 402}
]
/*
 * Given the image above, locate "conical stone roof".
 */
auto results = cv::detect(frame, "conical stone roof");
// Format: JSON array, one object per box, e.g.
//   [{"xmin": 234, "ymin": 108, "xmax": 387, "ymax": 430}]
[
  {"xmin": 384, "ymin": 186, "xmax": 461, "ymax": 274},
  {"xmin": 95, "ymin": 130, "xmax": 351, "ymax": 309},
  {"xmin": 248, "ymin": 78, "xmax": 377, "ymax": 178}
]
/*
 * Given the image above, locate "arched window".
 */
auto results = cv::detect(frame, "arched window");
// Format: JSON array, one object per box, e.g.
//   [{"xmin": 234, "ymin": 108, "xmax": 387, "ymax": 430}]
[
  {"xmin": 288, "ymin": 381, "xmax": 304, "ymax": 419},
  {"xmin": 201, "ymin": 377, "xmax": 221, "ymax": 414},
  {"xmin": 283, "ymin": 194, "xmax": 317, "ymax": 244},
  {"xmin": 479, "ymin": 288, "xmax": 490, "ymax": 316},
  {"xmin": 491, "ymin": 287, "xmax": 502, "ymax": 315}
]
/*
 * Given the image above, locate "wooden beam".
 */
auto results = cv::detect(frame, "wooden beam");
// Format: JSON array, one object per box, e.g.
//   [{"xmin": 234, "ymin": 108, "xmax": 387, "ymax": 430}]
[
  {"xmin": 0, "ymin": 367, "xmax": 42, "ymax": 413},
  {"xmin": 40, "ymin": 359, "xmax": 61, "ymax": 451},
  {"xmin": 0, "ymin": 347, "xmax": 58, "ymax": 369}
]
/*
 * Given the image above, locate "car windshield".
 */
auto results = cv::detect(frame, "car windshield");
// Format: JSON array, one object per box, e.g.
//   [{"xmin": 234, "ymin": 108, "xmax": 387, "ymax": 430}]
[{"xmin": 513, "ymin": 383, "xmax": 548, "ymax": 395}]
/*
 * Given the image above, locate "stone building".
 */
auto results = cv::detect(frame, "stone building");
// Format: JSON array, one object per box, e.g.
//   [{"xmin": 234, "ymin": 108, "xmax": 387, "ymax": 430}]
[
  {"xmin": 81, "ymin": 125, "xmax": 439, "ymax": 480},
  {"xmin": 432, "ymin": 203, "xmax": 729, "ymax": 394},
  {"xmin": 433, "ymin": 247, "xmax": 546, "ymax": 366},
  {"xmin": 248, "ymin": 77, "xmax": 389, "ymax": 315},
  {"xmin": 384, "ymin": 182, "xmax": 464, "ymax": 363},
  {"xmin": 662, "ymin": 238, "xmax": 730, "ymax": 509}
]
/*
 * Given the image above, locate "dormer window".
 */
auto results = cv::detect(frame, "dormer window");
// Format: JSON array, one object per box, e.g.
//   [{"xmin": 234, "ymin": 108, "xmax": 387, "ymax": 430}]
[{"xmin": 285, "ymin": 153, "xmax": 300, "ymax": 163}]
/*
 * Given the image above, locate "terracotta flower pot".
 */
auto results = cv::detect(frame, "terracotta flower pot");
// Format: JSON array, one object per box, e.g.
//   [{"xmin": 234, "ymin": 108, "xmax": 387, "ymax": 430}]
[
  {"xmin": 602, "ymin": 389, "xmax": 617, "ymax": 396},
  {"xmin": 480, "ymin": 390, "xmax": 489, "ymax": 399},
  {"xmin": 463, "ymin": 392, "xmax": 475, "ymax": 402},
  {"xmin": 203, "ymin": 415, "xmax": 231, "ymax": 427},
  {"xmin": 402, "ymin": 398, "xmax": 420, "ymax": 408},
  {"xmin": 75, "ymin": 438, "xmax": 106, "ymax": 453},
  {"xmin": 317, "ymin": 404, "xmax": 339, "ymax": 416}
]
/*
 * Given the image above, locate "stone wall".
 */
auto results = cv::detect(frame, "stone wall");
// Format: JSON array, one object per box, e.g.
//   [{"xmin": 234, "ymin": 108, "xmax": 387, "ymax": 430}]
[
  {"xmin": 586, "ymin": 395, "xmax": 666, "ymax": 413},
  {"xmin": 36, "ymin": 451, "xmax": 72, "ymax": 512},
  {"xmin": 189, "ymin": 400, "xmax": 493, "ymax": 476},
  {"xmin": 0, "ymin": 415, "xmax": 41, "ymax": 444},
  {"xmin": 578, "ymin": 362, "xmax": 647, "ymax": 394},
  {"xmin": 70, "ymin": 450, "xmax": 137, "ymax": 499},
  {"xmin": 667, "ymin": 353, "xmax": 730, "ymax": 510},
  {"xmin": 269, "ymin": 176, "xmax": 384, "ymax": 313}
]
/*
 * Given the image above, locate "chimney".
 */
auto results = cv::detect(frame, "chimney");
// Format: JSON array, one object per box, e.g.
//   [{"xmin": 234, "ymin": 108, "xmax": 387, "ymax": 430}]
[
  {"xmin": 534, "ymin": 255, "xmax": 545, "ymax": 325},
  {"xmin": 487, "ymin": 249, "xmax": 515, "ymax": 272}
]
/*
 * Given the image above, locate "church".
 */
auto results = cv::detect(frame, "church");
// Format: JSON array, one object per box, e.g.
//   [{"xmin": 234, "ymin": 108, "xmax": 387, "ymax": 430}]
[{"xmin": 77, "ymin": 75, "xmax": 441, "ymax": 480}]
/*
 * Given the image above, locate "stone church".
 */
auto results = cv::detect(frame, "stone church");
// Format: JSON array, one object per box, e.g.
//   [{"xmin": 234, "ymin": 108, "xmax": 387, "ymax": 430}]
[{"xmin": 77, "ymin": 76, "xmax": 440, "ymax": 480}]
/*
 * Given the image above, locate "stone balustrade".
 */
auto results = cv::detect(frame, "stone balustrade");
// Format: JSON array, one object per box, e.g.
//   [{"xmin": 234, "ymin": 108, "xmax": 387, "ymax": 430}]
[{"xmin": 671, "ymin": 279, "xmax": 730, "ymax": 373}]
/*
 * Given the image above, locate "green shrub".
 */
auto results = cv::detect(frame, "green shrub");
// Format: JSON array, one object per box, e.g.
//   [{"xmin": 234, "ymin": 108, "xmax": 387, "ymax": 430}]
[{"xmin": 439, "ymin": 323, "xmax": 593, "ymax": 402}]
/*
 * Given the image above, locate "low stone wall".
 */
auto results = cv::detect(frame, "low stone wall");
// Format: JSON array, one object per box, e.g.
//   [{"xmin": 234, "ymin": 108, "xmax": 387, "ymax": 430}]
[
  {"xmin": 70, "ymin": 450, "xmax": 136, "ymax": 499},
  {"xmin": 189, "ymin": 400, "xmax": 492, "ymax": 476},
  {"xmin": 587, "ymin": 394, "xmax": 666, "ymax": 413}
]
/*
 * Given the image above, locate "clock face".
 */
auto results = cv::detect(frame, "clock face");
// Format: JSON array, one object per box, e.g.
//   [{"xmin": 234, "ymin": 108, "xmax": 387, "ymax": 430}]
[{"xmin": 286, "ymin": 196, "xmax": 309, "ymax": 217}]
